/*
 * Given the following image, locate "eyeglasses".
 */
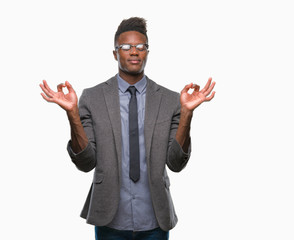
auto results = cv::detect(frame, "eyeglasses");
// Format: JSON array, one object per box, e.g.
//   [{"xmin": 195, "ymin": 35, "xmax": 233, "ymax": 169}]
[{"xmin": 115, "ymin": 43, "xmax": 149, "ymax": 52}]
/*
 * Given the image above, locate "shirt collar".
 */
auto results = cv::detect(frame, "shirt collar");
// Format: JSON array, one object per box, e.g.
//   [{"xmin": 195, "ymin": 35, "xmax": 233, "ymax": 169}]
[{"xmin": 117, "ymin": 74, "xmax": 147, "ymax": 94}]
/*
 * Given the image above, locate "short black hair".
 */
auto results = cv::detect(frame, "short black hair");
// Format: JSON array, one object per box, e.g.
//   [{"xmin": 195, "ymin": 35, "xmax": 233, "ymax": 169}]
[{"xmin": 114, "ymin": 17, "xmax": 148, "ymax": 46}]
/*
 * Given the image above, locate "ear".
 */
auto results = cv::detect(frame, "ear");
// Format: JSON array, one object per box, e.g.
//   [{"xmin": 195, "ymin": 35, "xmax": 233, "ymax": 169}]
[{"xmin": 113, "ymin": 50, "xmax": 118, "ymax": 61}]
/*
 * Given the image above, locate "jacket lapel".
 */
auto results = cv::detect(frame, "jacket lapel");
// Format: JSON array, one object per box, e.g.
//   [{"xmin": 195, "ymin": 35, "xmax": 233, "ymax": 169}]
[
  {"xmin": 103, "ymin": 77, "xmax": 122, "ymax": 179},
  {"xmin": 144, "ymin": 77, "xmax": 162, "ymax": 163},
  {"xmin": 102, "ymin": 76, "xmax": 162, "ymax": 178}
]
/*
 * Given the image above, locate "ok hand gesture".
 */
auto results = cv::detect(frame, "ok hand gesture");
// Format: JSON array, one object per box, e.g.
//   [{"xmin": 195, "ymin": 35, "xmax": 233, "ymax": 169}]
[
  {"xmin": 180, "ymin": 77, "xmax": 216, "ymax": 112},
  {"xmin": 39, "ymin": 80, "xmax": 78, "ymax": 112}
]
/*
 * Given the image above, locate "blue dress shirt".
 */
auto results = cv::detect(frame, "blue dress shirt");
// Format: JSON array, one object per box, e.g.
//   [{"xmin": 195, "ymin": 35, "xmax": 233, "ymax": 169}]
[{"xmin": 107, "ymin": 74, "xmax": 159, "ymax": 231}]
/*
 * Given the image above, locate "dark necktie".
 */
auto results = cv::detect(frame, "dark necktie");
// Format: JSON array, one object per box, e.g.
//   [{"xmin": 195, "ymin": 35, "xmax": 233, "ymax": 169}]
[{"xmin": 127, "ymin": 86, "xmax": 140, "ymax": 182}]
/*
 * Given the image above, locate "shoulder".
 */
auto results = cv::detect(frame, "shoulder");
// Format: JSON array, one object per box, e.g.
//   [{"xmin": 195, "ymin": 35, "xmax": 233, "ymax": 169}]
[
  {"xmin": 147, "ymin": 76, "xmax": 180, "ymax": 100},
  {"xmin": 81, "ymin": 76, "xmax": 116, "ymax": 96}
]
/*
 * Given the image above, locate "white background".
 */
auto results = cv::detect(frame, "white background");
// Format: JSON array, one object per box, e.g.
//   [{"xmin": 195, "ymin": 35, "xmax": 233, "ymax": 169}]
[{"xmin": 1, "ymin": 0, "xmax": 293, "ymax": 239}]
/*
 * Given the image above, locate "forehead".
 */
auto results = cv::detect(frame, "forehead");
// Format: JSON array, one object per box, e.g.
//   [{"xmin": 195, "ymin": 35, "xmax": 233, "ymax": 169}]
[{"xmin": 117, "ymin": 31, "xmax": 147, "ymax": 45}]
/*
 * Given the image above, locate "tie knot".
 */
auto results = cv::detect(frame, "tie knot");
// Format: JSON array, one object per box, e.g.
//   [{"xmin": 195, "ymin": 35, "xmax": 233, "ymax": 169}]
[{"xmin": 127, "ymin": 86, "xmax": 137, "ymax": 96}]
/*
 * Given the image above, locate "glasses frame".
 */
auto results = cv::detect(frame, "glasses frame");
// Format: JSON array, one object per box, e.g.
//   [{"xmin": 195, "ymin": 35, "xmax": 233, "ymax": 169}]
[{"xmin": 115, "ymin": 43, "xmax": 149, "ymax": 52}]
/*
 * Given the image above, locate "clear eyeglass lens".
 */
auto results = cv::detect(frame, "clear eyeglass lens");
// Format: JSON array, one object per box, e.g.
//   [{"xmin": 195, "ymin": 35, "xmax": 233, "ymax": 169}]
[
  {"xmin": 136, "ymin": 44, "xmax": 145, "ymax": 51},
  {"xmin": 121, "ymin": 44, "xmax": 131, "ymax": 50}
]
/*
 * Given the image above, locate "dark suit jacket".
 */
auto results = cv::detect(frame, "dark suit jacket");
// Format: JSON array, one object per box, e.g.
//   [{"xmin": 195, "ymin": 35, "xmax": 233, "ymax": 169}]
[{"xmin": 67, "ymin": 76, "xmax": 191, "ymax": 231}]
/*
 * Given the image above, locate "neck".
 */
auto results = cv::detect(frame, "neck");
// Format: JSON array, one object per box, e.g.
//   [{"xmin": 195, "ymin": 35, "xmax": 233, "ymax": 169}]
[{"xmin": 118, "ymin": 70, "xmax": 144, "ymax": 85}]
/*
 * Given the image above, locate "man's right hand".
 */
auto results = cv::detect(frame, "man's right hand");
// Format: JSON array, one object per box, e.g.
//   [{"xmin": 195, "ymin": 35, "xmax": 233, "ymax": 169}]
[
  {"xmin": 40, "ymin": 80, "xmax": 78, "ymax": 112},
  {"xmin": 40, "ymin": 80, "xmax": 89, "ymax": 153}
]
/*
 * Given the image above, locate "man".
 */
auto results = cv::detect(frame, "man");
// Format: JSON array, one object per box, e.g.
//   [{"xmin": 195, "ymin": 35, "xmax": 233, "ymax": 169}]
[{"xmin": 40, "ymin": 17, "xmax": 215, "ymax": 240}]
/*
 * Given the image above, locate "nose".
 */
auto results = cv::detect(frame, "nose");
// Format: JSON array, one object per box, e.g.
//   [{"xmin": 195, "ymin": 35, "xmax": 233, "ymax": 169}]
[{"xmin": 129, "ymin": 46, "xmax": 139, "ymax": 55}]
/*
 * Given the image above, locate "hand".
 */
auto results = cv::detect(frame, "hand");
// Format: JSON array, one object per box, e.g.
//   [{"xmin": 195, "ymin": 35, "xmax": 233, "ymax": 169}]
[
  {"xmin": 39, "ymin": 80, "xmax": 78, "ymax": 112},
  {"xmin": 180, "ymin": 77, "xmax": 216, "ymax": 111}
]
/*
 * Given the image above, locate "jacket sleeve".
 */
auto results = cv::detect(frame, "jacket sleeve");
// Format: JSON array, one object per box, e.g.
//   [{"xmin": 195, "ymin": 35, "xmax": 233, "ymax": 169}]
[
  {"xmin": 67, "ymin": 89, "xmax": 97, "ymax": 172},
  {"xmin": 166, "ymin": 96, "xmax": 191, "ymax": 172}
]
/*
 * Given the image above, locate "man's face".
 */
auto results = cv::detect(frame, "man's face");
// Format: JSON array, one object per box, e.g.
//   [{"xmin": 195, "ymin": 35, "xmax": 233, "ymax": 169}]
[{"xmin": 113, "ymin": 31, "xmax": 149, "ymax": 76}]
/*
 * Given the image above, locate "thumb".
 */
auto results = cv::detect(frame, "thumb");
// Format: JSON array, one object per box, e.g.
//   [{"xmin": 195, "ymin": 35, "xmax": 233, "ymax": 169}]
[{"xmin": 65, "ymin": 81, "xmax": 75, "ymax": 93}]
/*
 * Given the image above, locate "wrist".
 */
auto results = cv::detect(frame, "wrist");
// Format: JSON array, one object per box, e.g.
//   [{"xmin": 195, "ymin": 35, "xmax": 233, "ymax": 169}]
[
  {"xmin": 180, "ymin": 106, "xmax": 193, "ymax": 118},
  {"xmin": 66, "ymin": 106, "xmax": 80, "ymax": 122},
  {"xmin": 179, "ymin": 107, "xmax": 193, "ymax": 128}
]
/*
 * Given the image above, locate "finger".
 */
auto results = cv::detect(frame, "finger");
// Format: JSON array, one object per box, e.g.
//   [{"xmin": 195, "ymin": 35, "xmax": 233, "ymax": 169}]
[
  {"xmin": 201, "ymin": 77, "xmax": 212, "ymax": 92},
  {"xmin": 192, "ymin": 84, "xmax": 200, "ymax": 92},
  {"xmin": 204, "ymin": 81, "xmax": 216, "ymax": 96},
  {"xmin": 57, "ymin": 83, "xmax": 66, "ymax": 92},
  {"xmin": 181, "ymin": 83, "xmax": 193, "ymax": 94},
  {"xmin": 40, "ymin": 92, "xmax": 54, "ymax": 102},
  {"xmin": 205, "ymin": 91, "xmax": 216, "ymax": 101},
  {"xmin": 40, "ymin": 83, "xmax": 53, "ymax": 98},
  {"xmin": 42, "ymin": 80, "xmax": 55, "ymax": 95}
]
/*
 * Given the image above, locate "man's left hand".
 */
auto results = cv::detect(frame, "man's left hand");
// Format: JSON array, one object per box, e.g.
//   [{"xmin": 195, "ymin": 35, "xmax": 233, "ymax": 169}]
[{"xmin": 180, "ymin": 77, "xmax": 216, "ymax": 111}]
